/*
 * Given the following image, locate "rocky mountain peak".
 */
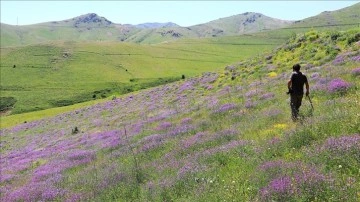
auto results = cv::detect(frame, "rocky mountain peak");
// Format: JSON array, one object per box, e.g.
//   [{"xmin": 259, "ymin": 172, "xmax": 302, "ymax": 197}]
[{"xmin": 72, "ymin": 13, "xmax": 112, "ymax": 27}]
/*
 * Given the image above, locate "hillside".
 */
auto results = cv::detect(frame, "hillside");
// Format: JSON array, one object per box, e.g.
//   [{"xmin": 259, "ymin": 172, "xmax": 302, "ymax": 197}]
[
  {"xmin": 291, "ymin": 2, "xmax": 360, "ymax": 28},
  {"xmin": 0, "ymin": 11, "xmax": 290, "ymax": 46},
  {"xmin": 1, "ymin": 28, "xmax": 359, "ymax": 201},
  {"xmin": 1, "ymin": 3, "xmax": 359, "ymax": 46},
  {"xmin": 189, "ymin": 12, "xmax": 292, "ymax": 37},
  {"xmin": 0, "ymin": 35, "xmax": 284, "ymax": 115},
  {"xmin": 126, "ymin": 12, "xmax": 293, "ymax": 44}
]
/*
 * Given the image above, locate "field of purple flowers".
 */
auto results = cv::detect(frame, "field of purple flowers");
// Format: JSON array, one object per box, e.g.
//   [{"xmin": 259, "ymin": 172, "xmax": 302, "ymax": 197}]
[{"xmin": 1, "ymin": 29, "xmax": 359, "ymax": 201}]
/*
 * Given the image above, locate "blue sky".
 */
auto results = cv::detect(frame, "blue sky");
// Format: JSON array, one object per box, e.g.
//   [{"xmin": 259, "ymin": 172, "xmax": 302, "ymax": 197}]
[{"xmin": 1, "ymin": 1, "xmax": 358, "ymax": 26}]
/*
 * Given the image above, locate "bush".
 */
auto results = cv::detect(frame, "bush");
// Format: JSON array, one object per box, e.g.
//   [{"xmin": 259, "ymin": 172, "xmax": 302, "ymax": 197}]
[
  {"xmin": 0, "ymin": 97, "xmax": 17, "ymax": 111},
  {"xmin": 327, "ymin": 78, "xmax": 351, "ymax": 95}
]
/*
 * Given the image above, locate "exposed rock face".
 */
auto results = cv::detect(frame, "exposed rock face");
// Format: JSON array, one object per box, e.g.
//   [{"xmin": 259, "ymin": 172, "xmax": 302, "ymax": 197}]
[
  {"xmin": 243, "ymin": 13, "xmax": 263, "ymax": 26},
  {"xmin": 73, "ymin": 13, "xmax": 112, "ymax": 27},
  {"xmin": 159, "ymin": 30, "xmax": 183, "ymax": 38}
]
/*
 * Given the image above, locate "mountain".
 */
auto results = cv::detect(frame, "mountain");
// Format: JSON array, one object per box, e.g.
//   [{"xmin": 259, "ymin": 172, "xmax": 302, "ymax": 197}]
[
  {"xmin": 189, "ymin": 12, "xmax": 293, "ymax": 37},
  {"xmin": 54, "ymin": 13, "xmax": 113, "ymax": 28},
  {"xmin": 1, "ymin": 12, "xmax": 291, "ymax": 46},
  {"xmin": 135, "ymin": 22, "xmax": 179, "ymax": 29},
  {"xmin": 1, "ymin": 3, "xmax": 359, "ymax": 46}
]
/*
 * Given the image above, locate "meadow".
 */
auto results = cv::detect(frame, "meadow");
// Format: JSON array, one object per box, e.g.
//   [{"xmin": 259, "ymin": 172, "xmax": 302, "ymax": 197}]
[
  {"xmin": 1, "ymin": 28, "xmax": 359, "ymax": 201},
  {"xmin": 0, "ymin": 34, "xmax": 284, "ymax": 116}
]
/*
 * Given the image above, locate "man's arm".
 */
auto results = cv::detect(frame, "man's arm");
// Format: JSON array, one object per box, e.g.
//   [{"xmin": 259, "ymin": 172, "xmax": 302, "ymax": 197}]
[{"xmin": 288, "ymin": 79, "xmax": 292, "ymax": 90}]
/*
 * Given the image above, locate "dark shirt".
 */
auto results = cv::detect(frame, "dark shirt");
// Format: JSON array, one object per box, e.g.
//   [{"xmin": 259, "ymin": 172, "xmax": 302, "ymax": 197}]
[{"xmin": 290, "ymin": 71, "xmax": 308, "ymax": 95}]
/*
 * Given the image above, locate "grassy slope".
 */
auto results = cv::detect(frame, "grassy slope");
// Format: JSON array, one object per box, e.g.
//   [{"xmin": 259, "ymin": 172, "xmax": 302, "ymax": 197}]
[
  {"xmin": 291, "ymin": 2, "xmax": 360, "ymax": 28},
  {"xmin": 1, "ymin": 28, "xmax": 359, "ymax": 201},
  {"xmin": 1, "ymin": 35, "xmax": 283, "ymax": 115},
  {"xmin": 1, "ymin": 3, "xmax": 359, "ymax": 46}
]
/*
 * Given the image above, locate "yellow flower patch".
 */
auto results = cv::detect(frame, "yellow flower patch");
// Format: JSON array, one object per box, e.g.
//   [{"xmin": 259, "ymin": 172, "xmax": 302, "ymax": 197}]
[
  {"xmin": 268, "ymin": 72, "xmax": 277, "ymax": 78},
  {"xmin": 273, "ymin": 123, "xmax": 287, "ymax": 130}
]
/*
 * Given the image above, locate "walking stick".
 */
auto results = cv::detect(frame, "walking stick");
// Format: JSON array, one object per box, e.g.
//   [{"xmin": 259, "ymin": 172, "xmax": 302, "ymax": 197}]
[{"xmin": 307, "ymin": 95, "xmax": 314, "ymax": 111}]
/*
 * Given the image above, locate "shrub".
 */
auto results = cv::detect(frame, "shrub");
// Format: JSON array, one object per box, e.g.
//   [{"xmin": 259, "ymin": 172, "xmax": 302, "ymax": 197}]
[
  {"xmin": 72, "ymin": 126, "xmax": 79, "ymax": 134},
  {"xmin": 327, "ymin": 78, "xmax": 351, "ymax": 94},
  {"xmin": 305, "ymin": 31, "xmax": 319, "ymax": 41},
  {"xmin": 0, "ymin": 97, "xmax": 17, "ymax": 111}
]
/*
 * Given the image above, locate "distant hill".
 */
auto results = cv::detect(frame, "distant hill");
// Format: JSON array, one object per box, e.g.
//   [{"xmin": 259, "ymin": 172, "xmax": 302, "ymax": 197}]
[
  {"xmin": 1, "ymin": 3, "xmax": 359, "ymax": 46},
  {"xmin": 135, "ymin": 22, "xmax": 179, "ymax": 29},
  {"xmin": 48, "ymin": 13, "xmax": 113, "ymax": 27},
  {"xmin": 1, "ymin": 12, "xmax": 291, "ymax": 46},
  {"xmin": 189, "ymin": 12, "xmax": 293, "ymax": 37},
  {"xmin": 290, "ymin": 2, "xmax": 360, "ymax": 28}
]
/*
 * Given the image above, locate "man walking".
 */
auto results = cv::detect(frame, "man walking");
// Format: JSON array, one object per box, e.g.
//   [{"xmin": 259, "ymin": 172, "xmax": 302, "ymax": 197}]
[{"xmin": 287, "ymin": 64, "xmax": 309, "ymax": 121}]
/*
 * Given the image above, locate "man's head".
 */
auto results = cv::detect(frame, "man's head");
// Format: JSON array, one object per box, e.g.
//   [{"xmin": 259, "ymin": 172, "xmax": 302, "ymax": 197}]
[{"xmin": 293, "ymin": 64, "xmax": 301, "ymax": 72}]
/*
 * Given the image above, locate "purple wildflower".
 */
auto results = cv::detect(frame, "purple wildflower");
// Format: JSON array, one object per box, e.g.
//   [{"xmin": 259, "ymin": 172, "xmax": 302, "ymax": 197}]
[
  {"xmin": 351, "ymin": 67, "xmax": 360, "ymax": 76},
  {"xmin": 320, "ymin": 134, "xmax": 360, "ymax": 154},
  {"xmin": 260, "ymin": 93, "xmax": 275, "ymax": 100},
  {"xmin": 167, "ymin": 124, "xmax": 194, "ymax": 137},
  {"xmin": 155, "ymin": 121, "xmax": 172, "ymax": 131},
  {"xmin": 259, "ymin": 160, "xmax": 297, "ymax": 177},
  {"xmin": 263, "ymin": 109, "xmax": 282, "ymax": 117},
  {"xmin": 350, "ymin": 55, "xmax": 360, "ymax": 62},
  {"xmin": 311, "ymin": 78, "xmax": 328, "ymax": 92},
  {"xmin": 327, "ymin": 78, "xmax": 351, "ymax": 94},
  {"xmin": 0, "ymin": 174, "xmax": 14, "ymax": 183},
  {"xmin": 259, "ymin": 163, "xmax": 332, "ymax": 201},
  {"xmin": 215, "ymin": 103, "xmax": 237, "ymax": 113},
  {"xmin": 245, "ymin": 100, "xmax": 257, "ymax": 109},
  {"xmin": 68, "ymin": 150, "xmax": 96, "ymax": 165},
  {"xmin": 245, "ymin": 89, "xmax": 258, "ymax": 98},
  {"xmin": 140, "ymin": 134, "xmax": 165, "ymax": 152},
  {"xmin": 269, "ymin": 176, "xmax": 293, "ymax": 194},
  {"xmin": 206, "ymin": 97, "xmax": 219, "ymax": 109},
  {"xmin": 181, "ymin": 117, "xmax": 192, "ymax": 125},
  {"xmin": 199, "ymin": 72, "xmax": 218, "ymax": 84},
  {"xmin": 177, "ymin": 162, "xmax": 198, "ymax": 179},
  {"xmin": 310, "ymin": 72, "xmax": 321, "ymax": 79},
  {"xmin": 260, "ymin": 176, "xmax": 294, "ymax": 201},
  {"xmin": 332, "ymin": 55, "xmax": 345, "ymax": 65},
  {"xmin": 178, "ymin": 81, "xmax": 194, "ymax": 93},
  {"xmin": 181, "ymin": 131, "xmax": 207, "ymax": 148}
]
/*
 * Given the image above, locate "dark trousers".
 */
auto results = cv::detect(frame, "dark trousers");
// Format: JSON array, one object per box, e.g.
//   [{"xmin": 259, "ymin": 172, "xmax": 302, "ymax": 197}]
[{"xmin": 290, "ymin": 94, "xmax": 303, "ymax": 121}]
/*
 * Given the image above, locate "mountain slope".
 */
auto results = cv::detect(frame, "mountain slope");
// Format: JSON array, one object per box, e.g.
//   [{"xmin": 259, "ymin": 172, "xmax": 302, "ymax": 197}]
[
  {"xmin": 0, "ymin": 13, "xmax": 142, "ymax": 46},
  {"xmin": 0, "ymin": 34, "xmax": 284, "ymax": 115},
  {"xmin": 291, "ymin": 2, "xmax": 360, "ymax": 28},
  {"xmin": 1, "ymin": 28, "xmax": 359, "ymax": 201},
  {"xmin": 2, "ymin": 11, "xmax": 290, "ymax": 46},
  {"xmin": 1, "ymin": 2, "xmax": 359, "ymax": 46},
  {"xmin": 189, "ymin": 12, "xmax": 292, "ymax": 37}
]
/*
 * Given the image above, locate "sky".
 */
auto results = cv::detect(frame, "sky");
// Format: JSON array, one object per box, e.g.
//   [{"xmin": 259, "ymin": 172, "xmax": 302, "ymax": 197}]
[{"xmin": 1, "ymin": 1, "xmax": 359, "ymax": 27}]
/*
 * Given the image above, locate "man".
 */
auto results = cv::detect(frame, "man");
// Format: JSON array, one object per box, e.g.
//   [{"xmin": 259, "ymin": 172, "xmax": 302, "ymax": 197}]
[{"xmin": 287, "ymin": 64, "xmax": 309, "ymax": 121}]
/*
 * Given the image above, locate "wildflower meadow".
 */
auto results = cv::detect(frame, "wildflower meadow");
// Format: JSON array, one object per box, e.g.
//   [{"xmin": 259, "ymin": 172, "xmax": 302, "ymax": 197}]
[{"xmin": 1, "ymin": 29, "xmax": 359, "ymax": 201}]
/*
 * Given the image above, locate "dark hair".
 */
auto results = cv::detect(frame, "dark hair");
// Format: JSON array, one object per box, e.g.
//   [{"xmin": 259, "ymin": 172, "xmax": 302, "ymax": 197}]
[{"xmin": 293, "ymin": 64, "xmax": 301, "ymax": 71}]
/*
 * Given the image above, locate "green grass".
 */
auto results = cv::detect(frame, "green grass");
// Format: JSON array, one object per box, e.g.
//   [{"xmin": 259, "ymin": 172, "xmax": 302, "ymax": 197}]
[{"xmin": 0, "ymin": 35, "xmax": 284, "ymax": 115}]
